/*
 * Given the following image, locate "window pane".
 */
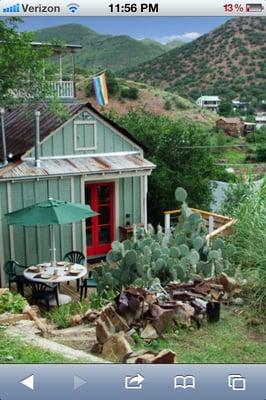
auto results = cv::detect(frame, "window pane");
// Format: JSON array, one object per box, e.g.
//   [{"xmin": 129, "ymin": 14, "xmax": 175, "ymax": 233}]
[
  {"xmin": 98, "ymin": 206, "xmax": 110, "ymax": 225},
  {"xmin": 99, "ymin": 226, "xmax": 111, "ymax": 244},
  {"xmin": 97, "ymin": 185, "xmax": 111, "ymax": 204}
]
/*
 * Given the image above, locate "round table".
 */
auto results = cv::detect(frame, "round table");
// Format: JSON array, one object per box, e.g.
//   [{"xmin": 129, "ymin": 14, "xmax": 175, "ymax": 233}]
[{"xmin": 24, "ymin": 263, "xmax": 87, "ymax": 306}]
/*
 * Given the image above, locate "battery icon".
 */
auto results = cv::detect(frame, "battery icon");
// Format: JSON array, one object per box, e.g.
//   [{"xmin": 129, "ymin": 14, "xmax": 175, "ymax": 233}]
[{"xmin": 246, "ymin": 3, "xmax": 264, "ymax": 11}]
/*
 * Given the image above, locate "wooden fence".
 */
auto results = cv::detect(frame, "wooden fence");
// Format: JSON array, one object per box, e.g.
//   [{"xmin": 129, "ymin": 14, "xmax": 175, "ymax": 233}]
[{"xmin": 164, "ymin": 208, "xmax": 235, "ymax": 244}]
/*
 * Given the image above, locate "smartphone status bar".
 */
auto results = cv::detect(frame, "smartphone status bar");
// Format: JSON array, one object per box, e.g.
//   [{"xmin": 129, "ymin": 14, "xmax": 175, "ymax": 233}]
[{"xmin": 0, "ymin": 0, "xmax": 265, "ymax": 16}]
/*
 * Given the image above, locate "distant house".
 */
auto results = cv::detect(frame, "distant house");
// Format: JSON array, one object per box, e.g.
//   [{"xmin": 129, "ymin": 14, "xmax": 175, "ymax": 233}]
[
  {"xmin": 232, "ymin": 99, "xmax": 250, "ymax": 112},
  {"xmin": 216, "ymin": 117, "xmax": 244, "ymax": 137},
  {"xmin": 0, "ymin": 42, "xmax": 156, "ymax": 287},
  {"xmin": 255, "ymin": 114, "xmax": 266, "ymax": 129},
  {"xmin": 196, "ymin": 96, "xmax": 220, "ymax": 112}
]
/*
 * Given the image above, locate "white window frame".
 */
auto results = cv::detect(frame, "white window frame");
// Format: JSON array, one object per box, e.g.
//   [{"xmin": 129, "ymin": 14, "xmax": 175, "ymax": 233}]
[{"xmin": 74, "ymin": 120, "xmax": 97, "ymax": 151}]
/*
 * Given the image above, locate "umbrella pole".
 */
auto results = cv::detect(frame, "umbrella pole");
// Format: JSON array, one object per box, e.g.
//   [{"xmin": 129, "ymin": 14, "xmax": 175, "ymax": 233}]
[{"xmin": 50, "ymin": 225, "xmax": 57, "ymax": 266}]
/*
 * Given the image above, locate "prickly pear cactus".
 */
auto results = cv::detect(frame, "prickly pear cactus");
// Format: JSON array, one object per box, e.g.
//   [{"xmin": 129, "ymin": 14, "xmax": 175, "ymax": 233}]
[{"xmin": 93, "ymin": 187, "xmax": 236, "ymax": 292}]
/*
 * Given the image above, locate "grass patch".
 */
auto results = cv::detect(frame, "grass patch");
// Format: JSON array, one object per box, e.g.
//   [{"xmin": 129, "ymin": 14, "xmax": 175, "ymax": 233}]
[
  {"xmin": 0, "ymin": 329, "xmax": 69, "ymax": 363},
  {"xmin": 134, "ymin": 307, "xmax": 266, "ymax": 363}
]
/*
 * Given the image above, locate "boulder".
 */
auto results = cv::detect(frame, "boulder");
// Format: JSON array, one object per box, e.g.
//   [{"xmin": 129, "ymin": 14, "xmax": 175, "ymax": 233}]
[
  {"xmin": 102, "ymin": 331, "xmax": 132, "ymax": 362},
  {"xmin": 140, "ymin": 323, "xmax": 159, "ymax": 340},
  {"xmin": 150, "ymin": 304, "xmax": 175, "ymax": 334},
  {"xmin": 96, "ymin": 320, "xmax": 112, "ymax": 344},
  {"xmin": 218, "ymin": 273, "xmax": 241, "ymax": 294},
  {"xmin": 127, "ymin": 349, "xmax": 176, "ymax": 364},
  {"xmin": 103, "ymin": 304, "xmax": 129, "ymax": 332},
  {"xmin": 174, "ymin": 302, "xmax": 195, "ymax": 327}
]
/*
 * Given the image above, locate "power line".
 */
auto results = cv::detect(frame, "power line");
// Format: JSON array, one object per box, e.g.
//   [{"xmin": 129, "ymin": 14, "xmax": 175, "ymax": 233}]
[{"xmin": 174, "ymin": 143, "xmax": 266, "ymax": 149}]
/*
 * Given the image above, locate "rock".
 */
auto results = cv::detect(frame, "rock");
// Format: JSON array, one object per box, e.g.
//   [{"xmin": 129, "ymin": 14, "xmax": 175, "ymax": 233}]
[
  {"xmin": 150, "ymin": 304, "xmax": 175, "ymax": 334},
  {"xmin": 4, "ymin": 355, "xmax": 14, "ymax": 362},
  {"xmin": 145, "ymin": 293, "xmax": 157, "ymax": 304},
  {"xmin": 151, "ymin": 349, "xmax": 176, "ymax": 363},
  {"xmin": 91, "ymin": 342, "xmax": 103, "ymax": 354},
  {"xmin": 83, "ymin": 309, "xmax": 100, "ymax": 323},
  {"xmin": 218, "ymin": 273, "xmax": 241, "ymax": 294},
  {"xmin": 129, "ymin": 349, "xmax": 176, "ymax": 364},
  {"xmin": 140, "ymin": 324, "xmax": 159, "ymax": 340},
  {"xmin": 96, "ymin": 320, "xmax": 113, "ymax": 344},
  {"xmin": 232, "ymin": 297, "xmax": 244, "ymax": 306},
  {"xmin": 102, "ymin": 331, "xmax": 132, "ymax": 362},
  {"xmin": 174, "ymin": 302, "xmax": 195, "ymax": 327},
  {"xmin": 69, "ymin": 314, "xmax": 82, "ymax": 327},
  {"xmin": 103, "ymin": 304, "xmax": 129, "ymax": 332}
]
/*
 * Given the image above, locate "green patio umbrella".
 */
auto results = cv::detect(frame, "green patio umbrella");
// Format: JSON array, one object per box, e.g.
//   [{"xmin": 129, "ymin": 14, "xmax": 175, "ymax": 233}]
[{"xmin": 5, "ymin": 198, "xmax": 98, "ymax": 264}]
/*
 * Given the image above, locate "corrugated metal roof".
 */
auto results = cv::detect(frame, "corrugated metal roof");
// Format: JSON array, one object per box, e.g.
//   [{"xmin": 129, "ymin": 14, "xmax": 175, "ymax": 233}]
[
  {"xmin": 197, "ymin": 96, "xmax": 220, "ymax": 101},
  {"xmin": 217, "ymin": 117, "xmax": 242, "ymax": 124},
  {"xmin": 0, "ymin": 102, "xmax": 145, "ymax": 162},
  {"xmin": 0, "ymin": 154, "xmax": 155, "ymax": 180}
]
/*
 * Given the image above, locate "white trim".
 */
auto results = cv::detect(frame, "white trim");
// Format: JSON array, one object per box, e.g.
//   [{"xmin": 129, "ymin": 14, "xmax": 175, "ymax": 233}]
[
  {"xmin": 80, "ymin": 176, "xmax": 86, "ymax": 257},
  {"xmin": 0, "ymin": 169, "xmax": 154, "ymax": 183},
  {"xmin": 7, "ymin": 182, "xmax": 15, "ymax": 259},
  {"xmin": 140, "ymin": 176, "xmax": 144, "ymax": 224},
  {"xmin": 22, "ymin": 109, "xmax": 85, "ymax": 159},
  {"xmin": 0, "ymin": 196, "xmax": 6, "ymax": 286},
  {"xmin": 143, "ymin": 175, "xmax": 148, "ymax": 230},
  {"xmin": 22, "ymin": 106, "xmax": 144, "ymax": 160},
  {"xmin": 74, "ymin": 120, "xmax": 97, "ymax": 152},
  {"xmin": 70, "ymin": 177, "xmax": 76, "ymax": 250},
  {"xmin": 115, "ymin": 180, "xmax": 120, "ymax": 241},
  {"xmin": 87, "ymin": 107, "xmax": 144, "ymax": 156},
  {"xmin": 23, "ymin": 151, "xmax": 139, "ymax": 161}
]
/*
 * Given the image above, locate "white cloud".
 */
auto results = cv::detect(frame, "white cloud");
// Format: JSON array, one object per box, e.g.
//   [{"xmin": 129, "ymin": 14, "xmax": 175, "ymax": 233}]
[{"xmin": 157, "ymin": 32, "xmax": 202, "ymax": 44}]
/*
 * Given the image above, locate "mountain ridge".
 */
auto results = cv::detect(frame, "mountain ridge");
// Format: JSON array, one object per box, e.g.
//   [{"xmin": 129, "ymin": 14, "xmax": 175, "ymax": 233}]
[
  {"xmin": 33, "ymin": 23, "xmax": 183, "ymax": 71},
  {"xmin": 124, "ymin": 17, "xmax": 266, "ymax": 103}
]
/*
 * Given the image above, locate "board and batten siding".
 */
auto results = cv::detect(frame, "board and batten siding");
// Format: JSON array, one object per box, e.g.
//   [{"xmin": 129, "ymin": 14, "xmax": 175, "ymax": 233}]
[
  {"xmin": 0, "ymin": 177, "xmax": 83, "ymax": 269},
  {"xmin": 25, "ymin": 110, "xmax": 139, "ymax": 158},
  {"xmin": 0, "ymin": 175, "xmax": 143, "ymax": 284}
]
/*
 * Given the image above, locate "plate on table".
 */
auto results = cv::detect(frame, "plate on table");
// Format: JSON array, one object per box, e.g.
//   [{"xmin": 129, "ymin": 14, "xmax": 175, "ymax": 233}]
[
  {"xmin": 68, "ymin": 271, "xmax": 80, "ymax": 276},
  {"xmin": 57, "ymin": 261, "xmax": 66, "ymax": 267},
  {"xmin": 34, "ymin": 273, "xmax": 52, "ymax": 279},
  {"xmin": 37, "ymin": 263, "xmax": 50, "ymax": 268},
  {"xmin": 27, "ymin": 266, "xmax": 38, "ymax": 272}
]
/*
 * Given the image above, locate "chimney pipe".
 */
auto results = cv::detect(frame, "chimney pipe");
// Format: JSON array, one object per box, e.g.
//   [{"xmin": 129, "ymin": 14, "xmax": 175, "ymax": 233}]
[
  {"xmin": 34, "ymin": 110, "xmax": 41, "ymax": 168},
  {"xmin": 0, "ymin": 108, "xmax": 8, "ymax": 168}
]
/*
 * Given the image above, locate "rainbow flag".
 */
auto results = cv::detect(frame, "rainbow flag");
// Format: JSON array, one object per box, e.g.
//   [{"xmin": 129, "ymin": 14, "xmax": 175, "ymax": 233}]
[{"xmin": 93, "ymin": 73, "xmax": 109, "ymax": 106}]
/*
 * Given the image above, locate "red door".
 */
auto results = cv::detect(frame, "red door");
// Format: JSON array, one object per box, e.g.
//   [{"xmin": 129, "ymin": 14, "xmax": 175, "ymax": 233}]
[{"xmin": 85, "ymin": 182, "xmax": 115, "ymax": 256}]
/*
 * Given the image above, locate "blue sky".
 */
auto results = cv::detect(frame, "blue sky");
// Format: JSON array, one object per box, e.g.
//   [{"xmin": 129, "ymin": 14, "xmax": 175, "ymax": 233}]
[{"xmin": 20, "ymin": 16, "xmax": 230, "ymax": 43}]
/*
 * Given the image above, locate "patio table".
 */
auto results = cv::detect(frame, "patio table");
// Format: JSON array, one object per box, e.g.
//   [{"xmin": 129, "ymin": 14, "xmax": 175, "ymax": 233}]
[{"xmin": 23, "ymin": 262, "xmax": 87, "ymax": 305}]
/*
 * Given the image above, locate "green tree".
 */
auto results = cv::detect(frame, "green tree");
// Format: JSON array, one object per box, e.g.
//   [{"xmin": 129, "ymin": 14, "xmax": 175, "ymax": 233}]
[
  {"xmin": 107, "ymin": 110, "xmax": 215, "ymax": 224},
  {"xmin": 219, "ymin": 99, "xmax": 234, "ymax": 116},
  {"xmin": 0, "ymin": 18, "xmax": 57, "ymax": 107},
  {"xmin": 120, "ymin": 87, "xmax": 139, "ymax": 100}
]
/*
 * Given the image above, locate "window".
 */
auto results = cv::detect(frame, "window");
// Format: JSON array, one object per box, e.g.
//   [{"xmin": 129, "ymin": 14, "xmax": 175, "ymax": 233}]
[{"xmin": 74, "ymin": 121, "xmax": 97, "ymax": 151}]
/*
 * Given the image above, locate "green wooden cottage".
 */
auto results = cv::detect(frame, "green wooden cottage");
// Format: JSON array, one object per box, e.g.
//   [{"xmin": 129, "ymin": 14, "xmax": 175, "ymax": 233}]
[{"xmin": 0, "ymin": 101, "xmax": 155, "ymax": 286}]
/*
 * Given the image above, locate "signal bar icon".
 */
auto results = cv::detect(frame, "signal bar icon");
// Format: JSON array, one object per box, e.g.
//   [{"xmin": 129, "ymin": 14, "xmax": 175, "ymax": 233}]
[{"xmin": 3, "ymin": 3, "xmax": 20, "ymax": 12}]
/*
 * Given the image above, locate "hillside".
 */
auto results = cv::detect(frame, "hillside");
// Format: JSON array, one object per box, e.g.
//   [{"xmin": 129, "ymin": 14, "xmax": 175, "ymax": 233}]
[
  {"xmin": 33, "ymin": 24, "xmax": 178, "ymax": 71},
  {"xmin": 76, "ymin": 78, "xmax": 216, "ymax": 127},
  {"xmin": 124, "ymin": 17, "xmax": 266, "ymax": 103}
]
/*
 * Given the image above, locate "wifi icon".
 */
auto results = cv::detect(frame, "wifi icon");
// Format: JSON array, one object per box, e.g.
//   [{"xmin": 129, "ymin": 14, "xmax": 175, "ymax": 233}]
[{"xmin": 67, "ymin": 3, "xmax": 80, "ymax": 13}]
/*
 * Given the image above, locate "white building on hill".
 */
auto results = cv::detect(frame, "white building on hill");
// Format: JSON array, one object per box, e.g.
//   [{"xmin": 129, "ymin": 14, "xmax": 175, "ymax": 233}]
[{"xmin": 196, "ymin": 96, "xmax": 220, "ymax": 112}]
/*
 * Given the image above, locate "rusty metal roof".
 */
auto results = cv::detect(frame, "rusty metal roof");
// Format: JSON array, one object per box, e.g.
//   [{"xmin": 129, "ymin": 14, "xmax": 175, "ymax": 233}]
[
  {"xmin": 0, "ymin": 153, "xmax": 155, "ymax": 180},
  {"xmin": 0, "ymin": 102, "xmax": 145, "ymax": 162}
]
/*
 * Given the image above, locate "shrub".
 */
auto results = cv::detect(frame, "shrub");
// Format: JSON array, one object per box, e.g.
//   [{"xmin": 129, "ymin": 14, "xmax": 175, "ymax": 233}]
[
  {"xmin": 224, "ymin": 180, "xmax": 266, "ymax": 315},
  {"xmin": 0, "ymin": 292, "xmax": 27, "ymax": 314},
  {"xmin": 120, "ymin": 87, "xmax": 139, "ymax": 100},
  {"xmin": 164, "ymin": 100, "xmax": 172, "ymax": 110}
]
